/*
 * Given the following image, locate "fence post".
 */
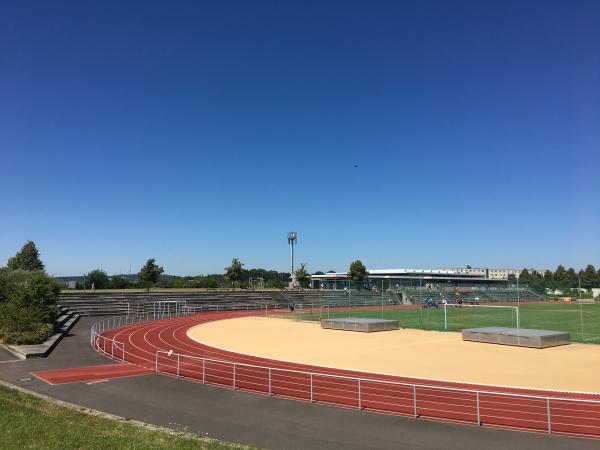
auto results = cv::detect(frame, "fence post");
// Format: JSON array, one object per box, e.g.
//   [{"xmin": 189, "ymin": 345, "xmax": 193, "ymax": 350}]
[
  {"xmin": 413, "ymin": 385, "xmax": 417, "ymax": 418},
  {"xmin": 111, "ymin": 340, "xmax": 114, "ymax": 357},
  {"xmin": 202, "ymin": 359, "xmax": 206, "ymax": 384},
  {"xmin": 476, "ymin": 392, "xmax": 481, "ymax": 425},
  {"xmin": 310, "ymin": 374, "xmax": 314, "ymax": 403},
  {"xmin": 177, "ymin": 354, "xmax": 180, "ymax": 378},
  {"xmin": 547, "ymin": 398, "xmax": 551, "ymax": 434},
  {"xmin": 358, "ymin": 379, "xmax": 362, "ymax": 410},
  {"xmin": 155, "ymin": 352, "xmax": 158, "ymax": 373},
  {"xmin": 268, "ymin": 368, "xmax": 272, "ymax": 396},
  {"xmin": 233, "ymin": 363, "xmax": 236, "ymax": 390}
]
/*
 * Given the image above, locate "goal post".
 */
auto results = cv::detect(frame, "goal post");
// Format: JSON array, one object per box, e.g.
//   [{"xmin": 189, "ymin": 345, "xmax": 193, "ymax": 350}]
[
  {"xmin": 319, "ymin": 304, "xmax": 331, "ymax": 320},
  {"xmin": 153, "ymin": 300, "xmax": 187, "ymax": 319},
  {"xmin": 443, "ymin": 303, "xmax": 520, "ymax": 331}
]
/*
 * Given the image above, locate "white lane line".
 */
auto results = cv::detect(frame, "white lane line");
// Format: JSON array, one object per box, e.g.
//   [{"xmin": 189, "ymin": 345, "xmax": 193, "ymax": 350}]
[{"xmin": 86, "ymin": 379, "xmax": 109, "ymax": 385}]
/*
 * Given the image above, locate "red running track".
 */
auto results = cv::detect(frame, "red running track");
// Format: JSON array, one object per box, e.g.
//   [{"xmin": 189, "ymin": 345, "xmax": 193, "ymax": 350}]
[
  {"xmin": 33, "ymin": 364, "xmax": 153, "ymax": 385},
  {"xmin": 95, "ymin": 310, "xmax": 600, "ymax": 439}
]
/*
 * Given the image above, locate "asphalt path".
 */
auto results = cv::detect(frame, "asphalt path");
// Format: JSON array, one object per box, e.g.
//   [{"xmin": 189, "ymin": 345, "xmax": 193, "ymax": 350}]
[{"xmin": 0, "ymin": 317, "xmax": 598, "ymax": 450}]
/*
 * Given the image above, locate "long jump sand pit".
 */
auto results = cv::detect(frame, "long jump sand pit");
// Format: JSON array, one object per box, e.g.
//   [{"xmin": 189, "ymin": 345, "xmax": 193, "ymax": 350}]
[{"xmin": 188, "ymin": 316, "xmax": 600, "ymax": 394}]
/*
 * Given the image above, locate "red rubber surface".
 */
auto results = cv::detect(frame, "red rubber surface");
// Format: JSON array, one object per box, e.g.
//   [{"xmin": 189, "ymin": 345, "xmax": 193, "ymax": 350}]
[
  {"xmin": 96, "ymin": 311, "xmax": 600, "ymax": 438},
  {"xmin": 33, "ymin": 363, "xmax": 153, "ymax": 385}
]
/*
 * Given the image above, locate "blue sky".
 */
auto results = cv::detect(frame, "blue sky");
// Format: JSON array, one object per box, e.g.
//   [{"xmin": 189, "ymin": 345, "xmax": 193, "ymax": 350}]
[{"xmin": 1, "ymin": 1, "xmax": 599, "ymax": 276}]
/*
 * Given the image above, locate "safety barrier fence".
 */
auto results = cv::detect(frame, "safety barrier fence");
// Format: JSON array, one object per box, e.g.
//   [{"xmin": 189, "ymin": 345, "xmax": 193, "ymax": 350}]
[
  {"xmin": 89, "ymin": 305, "xmax": 286, "ymax": 360},
  {"xmin": 90, "ymin": 309, "xmax": 600, "ymax": 438},
  {"xmin": 154, "ymin": 350, "xmax": 600, "ymax": 437}
]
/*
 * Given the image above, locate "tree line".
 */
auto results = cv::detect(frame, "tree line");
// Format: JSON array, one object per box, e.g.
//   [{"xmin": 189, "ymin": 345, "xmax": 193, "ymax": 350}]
[
  {"xmin": 514, "ymin": 265, "xmax": 600, "ymax": 294},
  {"xmin": 80, "ymin": 258, "xmax": 291, "ymax": 291}
]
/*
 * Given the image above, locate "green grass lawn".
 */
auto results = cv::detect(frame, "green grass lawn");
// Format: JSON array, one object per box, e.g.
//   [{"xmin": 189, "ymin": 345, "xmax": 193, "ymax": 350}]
[
  {"xmin": 0, "ymin": 384, "xmax": 251, "ymax": 450},
  {"xmin": 288, "ymin": 303, "xmax": 600, "ymax": 343}
]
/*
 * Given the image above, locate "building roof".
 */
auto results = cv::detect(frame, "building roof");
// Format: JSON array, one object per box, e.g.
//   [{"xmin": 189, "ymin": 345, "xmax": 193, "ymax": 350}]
[{"xmin": 310, "ymin": 268, "xmax": 503, "ymax": 282}]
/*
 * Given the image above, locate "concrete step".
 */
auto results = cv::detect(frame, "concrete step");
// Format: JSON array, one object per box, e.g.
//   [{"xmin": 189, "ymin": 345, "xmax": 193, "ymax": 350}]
[
  {"xmin": 5, "ymin": 310, "xmax": 81, "ymax": 359},
  {"xmin": 55, "ymin": 311, "xmax": 74, "ymax": 328}
]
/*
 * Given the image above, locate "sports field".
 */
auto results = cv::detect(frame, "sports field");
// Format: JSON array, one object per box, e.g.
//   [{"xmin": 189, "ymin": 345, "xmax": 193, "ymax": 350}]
[
  {"xmin": 188, "ymin": 316, "xmax": 600, "ymax": 393},
  {"xmin": 284, "ymin": 302, "xmax": 600, "ymax": 343}
]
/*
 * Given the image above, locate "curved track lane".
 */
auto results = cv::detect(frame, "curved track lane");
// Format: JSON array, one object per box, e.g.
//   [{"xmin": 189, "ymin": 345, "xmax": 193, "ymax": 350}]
[{"xmin": 97, "ymin": 311, "xmax": 600, "ymax": 438}]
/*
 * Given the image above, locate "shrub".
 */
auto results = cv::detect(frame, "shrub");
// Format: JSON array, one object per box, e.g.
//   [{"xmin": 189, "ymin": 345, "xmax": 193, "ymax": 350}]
[
  {"xmin": 0, "ymin": 270, "xmax": 59, "ymax": 345},
  {"xmin": 109, "ymin": 276, "xmax": 130, "ymax": 289}
]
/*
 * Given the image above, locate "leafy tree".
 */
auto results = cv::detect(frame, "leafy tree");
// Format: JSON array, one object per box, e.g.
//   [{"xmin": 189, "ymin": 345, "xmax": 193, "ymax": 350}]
[
  {"xmin": 553, "ymin": 265, "xmax": 568, "ymax": 290},
  {"xmin": 266, "ymin": 278, "xmax": 285, "ymax": 289},
  {"xmin": 138, "ymin": 258, "xmax": 164, "ymax": 292},
  {"xmin": 294, "ymin": 263, "xmax": 311, "ymax": 288},
  {"xmin": 347, "ymin": 260, "xmax": 369, "ymax": 288},
  {"xmin": 518, "ymin": 268, "xmax": 530, "ymax": 284},
  {"xmin": 86, "ymin": 270, "xmax": 110, "ymax": 290},
  {"xmin": 225, "ymin": 258, "xmax": 244, "ymax": 290},
  {"xmin": 566, "ymin": 268, "xmax": 578, "ymax": 288},
  {"xmin": 581, "ymin": 264, "xmax": 597, "ymax": 289},
  {"xmin": 7, "ymin": 241, "xmax": 44, "ymax": 272},
  {"xmin": 109, "ymin": 276, "xmax": 130, "ymax": 289},
  {"xmin": 529, "ymin": 271, "xmax": 544, "ymax": 292}
]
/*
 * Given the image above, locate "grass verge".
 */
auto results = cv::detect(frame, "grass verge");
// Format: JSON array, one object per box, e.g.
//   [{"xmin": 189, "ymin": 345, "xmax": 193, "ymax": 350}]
[{"xmin": 0, "ymin": 383, "xmax": 252, "ymax": 449}]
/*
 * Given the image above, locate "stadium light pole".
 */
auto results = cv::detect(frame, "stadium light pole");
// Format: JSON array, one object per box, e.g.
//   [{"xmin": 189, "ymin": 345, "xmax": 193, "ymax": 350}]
[{"xmin": 288, "ymin": 231, "xmax": 297, "ymax": 287}]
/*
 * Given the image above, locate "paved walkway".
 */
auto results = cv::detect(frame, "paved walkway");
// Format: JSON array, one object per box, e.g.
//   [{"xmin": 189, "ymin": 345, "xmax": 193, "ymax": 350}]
[
  {"xmin": 0, "ymin": 317, "xmax": 598, "ymax": 450},
  {"xmin": 0, "ymin": 345, "xmax": 20, "ymax": 362}
]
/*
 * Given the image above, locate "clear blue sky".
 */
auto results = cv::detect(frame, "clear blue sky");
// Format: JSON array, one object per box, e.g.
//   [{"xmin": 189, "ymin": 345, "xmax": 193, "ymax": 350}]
[{"xmin": 1, "ymin": 1, "xmax": 599, "ymax": 276}]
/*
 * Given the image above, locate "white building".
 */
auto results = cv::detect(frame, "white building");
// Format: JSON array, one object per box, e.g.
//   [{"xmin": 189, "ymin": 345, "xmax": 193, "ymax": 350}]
[{"xmin": 441, "ymin": 268, "xmax": 545, "ymax": 280}]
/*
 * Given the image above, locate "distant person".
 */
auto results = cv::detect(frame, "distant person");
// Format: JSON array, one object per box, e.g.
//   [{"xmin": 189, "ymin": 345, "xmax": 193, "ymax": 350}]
[
  {"xmin": 344, "ymin": 287, "xmax": 349, "ymax": 296},
  {"xmin": 91, "ymin": 282, "xmax": 95, "ymax": 293},
  {"xmin": 288, "ymin": 301, "xmax": 295, "ymax": 313}
]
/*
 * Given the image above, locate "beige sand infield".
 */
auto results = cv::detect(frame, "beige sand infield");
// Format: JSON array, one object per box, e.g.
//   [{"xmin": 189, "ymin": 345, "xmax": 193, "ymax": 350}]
[{"xmin": 187, "ymin": 316, "xmax": 600, "ymax": 394}]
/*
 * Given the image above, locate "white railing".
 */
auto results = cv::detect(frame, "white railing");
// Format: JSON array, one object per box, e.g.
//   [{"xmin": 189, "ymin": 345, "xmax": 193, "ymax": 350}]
[
  {"xmin": 89, "ymin": 307, "xmax": 600, "ymax": 438},
  {"xmin": 154, "ymin": 349, "xmax": 600, "ymax": 436}
]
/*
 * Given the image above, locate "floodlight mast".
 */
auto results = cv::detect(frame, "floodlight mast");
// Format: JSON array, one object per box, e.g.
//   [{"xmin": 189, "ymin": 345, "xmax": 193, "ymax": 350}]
[{"xmin": 288, "ymin": 231, "xmax": 297, "ymax": 287}]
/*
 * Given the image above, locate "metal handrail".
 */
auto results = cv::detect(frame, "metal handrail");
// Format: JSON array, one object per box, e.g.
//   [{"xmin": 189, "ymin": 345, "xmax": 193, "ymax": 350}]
[{"xmin": 154, "ymin": 350, "xmax": 600, "ymax": 405}]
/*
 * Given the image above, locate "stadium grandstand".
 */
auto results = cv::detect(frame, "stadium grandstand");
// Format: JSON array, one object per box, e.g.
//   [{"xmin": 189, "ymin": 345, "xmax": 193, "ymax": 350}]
[{"xmin": 309, "ymin": 268, "xmax": 544, "ymax": 304}]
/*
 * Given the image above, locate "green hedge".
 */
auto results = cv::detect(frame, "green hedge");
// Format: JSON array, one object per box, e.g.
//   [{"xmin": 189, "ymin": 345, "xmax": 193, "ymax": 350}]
[{"xmin": 0, "ymin": 269, "xmax": 60, "ymax": 345}]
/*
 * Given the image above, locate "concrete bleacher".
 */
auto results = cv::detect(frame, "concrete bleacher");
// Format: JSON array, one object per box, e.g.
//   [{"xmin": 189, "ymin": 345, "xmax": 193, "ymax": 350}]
[
  {"xmin": 403, "ymin": 288, "xmax": 544, "ymax": 305},
  {"xmin": 279, "ymin": 289, "xmax": 392, "ymax": 307},
  {"xmin": 58, "ymin": 291, "xmax": 281, "ymax": 316},
  {"xmin": 58, "ymin": 287, "xmax": 546, "ymax": 317}
]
